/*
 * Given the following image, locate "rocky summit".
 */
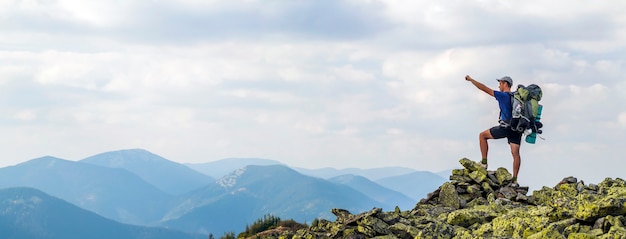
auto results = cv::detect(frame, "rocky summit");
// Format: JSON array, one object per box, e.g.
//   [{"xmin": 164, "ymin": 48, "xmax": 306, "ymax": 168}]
[{"xmin": 254, "ymin": 158, "xmax": 626, "ymax": 239}]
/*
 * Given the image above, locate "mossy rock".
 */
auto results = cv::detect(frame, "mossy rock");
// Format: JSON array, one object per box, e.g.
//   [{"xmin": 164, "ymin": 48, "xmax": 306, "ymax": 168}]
[
  {"xmin": 495, "ymin": 167, "xmax": 513, "ymax": 185},
  {"xmin": 358, "ymin": 216, "xmax": 390, "ymax": 236},
  {"xmin": 459, "ymin": 158, "xmax": 487, "ymax": 174},
  {"xmin": 370, "ymin": 235, "xmax": 398, "ymax": 239},
  {"xmin": 600, "ymin": 225, "xmax": 626, "ymax": 238},
  {"xmin": 445, "ymin": 205, "xmax": 498, "ymax": 227},
  {"xmin": 481, "ymin": 181, "xmax": 494, "ymax": 194},
  {"xmin": 527, "ymin": 224, "xmax": 565, "ymax": 239},
  {"xmin": 598, "ymin": 178, "xmax": 626, "ymax": 192},
  {"xmin": 412, "ymin": 204, "xmax": 455, "ymax": 217},
  {"xmin": 490, "ymin": 207, "xmax": 551, "ymax": 238},
  {"xmin": 576, "ymin": 196, "xmax": 626, "ymax": 222},
  {"xmin": 388, "ymin": 222, "xmax": 420, "ymax": 238},
  {"xmin": 557, "ymin": 183, "xmax": 580, "ymax": 197},
  {"xmin": 415, "ymin": 221, "xmax": 456, "ymax": 239},
  {"xmin": 466, "ymin": 197, "xmax": 488, "ymax": 208},
  {"xmin": 568, "ymin": 232, "xmax": 599, "ymax": 239},
  {"xmin": 452, "ymin": 169, "xmax": 467, "ymax": 176},
  {"xmin": 469, "ymin": 170, "xmax": 488, "ymax": 184},
  {"xmin": 439, "ymin": 182, "xmax": 461, "ymax": 209}
]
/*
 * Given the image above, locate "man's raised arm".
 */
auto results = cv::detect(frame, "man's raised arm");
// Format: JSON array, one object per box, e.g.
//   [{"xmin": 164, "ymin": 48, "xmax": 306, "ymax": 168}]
[{"xmin": 465, "ymin": 75, "xmax": 494, "ymax": 97}]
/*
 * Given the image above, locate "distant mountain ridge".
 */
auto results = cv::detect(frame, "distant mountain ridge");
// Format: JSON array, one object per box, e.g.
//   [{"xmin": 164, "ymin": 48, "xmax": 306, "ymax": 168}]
[
  {"xmin": 295, "ymin": 166, "xmax": 417, "ymax": 181},
  {"xmin": 0, "ymin": 156, "xmax": 175, "ymax": 225},
  {"xmin": 375, "ymin": 171, "xmax": 447, "ymax": 201},
  {"xmin": 162, "ymin": 164, "xmax": 387, "ymax": 234},
  {"xmin": 0, "ymin": 187, "xmax": 203, "ymax": 239},
  {"xmin": 185, "ymin": 157, "xmax": 282, "ymax": 178},
  {"xmin": 81, "ymin": 149, "xmax": 214, "ymax": 195},
  {"xmin": 328, "ymin": 174, "xmax": 416, "ymax": 210}
]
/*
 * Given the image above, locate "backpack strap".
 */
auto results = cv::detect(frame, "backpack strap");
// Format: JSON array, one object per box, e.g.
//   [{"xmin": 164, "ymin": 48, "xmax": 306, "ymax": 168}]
[{"xmin": 497, "ymin": 92, "xmax": 514, "ymax": 128}]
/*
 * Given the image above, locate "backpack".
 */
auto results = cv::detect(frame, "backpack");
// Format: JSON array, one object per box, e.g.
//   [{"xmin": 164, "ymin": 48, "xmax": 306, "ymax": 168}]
[{"xmin": 509, "ymin": 84, "xmax": 543, "ymax": 142}]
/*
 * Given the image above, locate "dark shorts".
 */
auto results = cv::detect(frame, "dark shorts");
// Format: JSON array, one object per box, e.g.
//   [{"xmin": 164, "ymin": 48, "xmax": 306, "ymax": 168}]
[{"xmin": 490, "ymin": 126, "xmax": 523, "ymax": 145}]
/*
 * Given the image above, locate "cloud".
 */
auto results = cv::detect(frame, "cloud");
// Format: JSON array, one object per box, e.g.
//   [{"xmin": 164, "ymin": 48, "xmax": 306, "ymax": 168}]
[
  {"xmin": 1, "ymin": 0, "xmax": 392, "ymax": 46},
  {"xmin": 0, "ymin": 0, "xmax": 625, "ymax": 191}
]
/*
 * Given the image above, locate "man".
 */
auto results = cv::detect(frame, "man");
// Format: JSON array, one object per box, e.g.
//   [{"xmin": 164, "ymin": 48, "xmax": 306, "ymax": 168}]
[{"xmin": 465, "ymin": 75, "xmax": 522, "ymax": 185}]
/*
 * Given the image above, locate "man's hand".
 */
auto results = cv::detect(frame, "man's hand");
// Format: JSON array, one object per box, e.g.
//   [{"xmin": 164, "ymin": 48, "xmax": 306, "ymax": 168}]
[{"xmin": 465, "ymin": 75, "xmax": 494, "ymax": 97}]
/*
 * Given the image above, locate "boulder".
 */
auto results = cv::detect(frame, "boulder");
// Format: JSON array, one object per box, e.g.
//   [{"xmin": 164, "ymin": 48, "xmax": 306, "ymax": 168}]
[{"xmin": 439, "ymin": 182, "xmax": 461, "ymax": 209}]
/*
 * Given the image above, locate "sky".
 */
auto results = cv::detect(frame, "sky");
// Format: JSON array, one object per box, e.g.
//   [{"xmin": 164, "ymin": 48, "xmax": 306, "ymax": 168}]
[{"xmin": 1, "ymin": 0, "xmax": 625, "ymax": 190}]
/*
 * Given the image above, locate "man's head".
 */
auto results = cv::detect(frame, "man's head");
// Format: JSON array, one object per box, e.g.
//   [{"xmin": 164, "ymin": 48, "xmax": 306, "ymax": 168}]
[{"xmin": 497, "ymin": 76, "xmax": 513, "ymax": 91}]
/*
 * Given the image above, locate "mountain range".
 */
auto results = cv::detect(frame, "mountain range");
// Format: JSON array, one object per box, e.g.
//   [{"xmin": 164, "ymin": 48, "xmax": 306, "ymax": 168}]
[
  {"xmin": 0, "ymin": 187, "xmax": 202, "ymax": 239},
  {"xmin": 162, "ymin": 165, "xmax": 385, "ymax": 234},
  {"xmin": 0, "ymin": 148, "xmax": 447, "ymax": 237},
  {"xmin": 0, "ymin": 156, "xmax": 173, "ymax": 225},
  {"xmin": 82, "ymin": 149, "xmax": 214, "ymax": 195}
]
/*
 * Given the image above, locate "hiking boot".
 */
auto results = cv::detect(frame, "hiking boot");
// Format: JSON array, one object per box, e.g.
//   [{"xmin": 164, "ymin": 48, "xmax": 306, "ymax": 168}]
[
  {"xmin": 479, "ymin": 162, "xmax": 488, "ymax": 169},
  {"xmin": 510, "ymin": 182, "xmax": 519, "ymax": 187}
]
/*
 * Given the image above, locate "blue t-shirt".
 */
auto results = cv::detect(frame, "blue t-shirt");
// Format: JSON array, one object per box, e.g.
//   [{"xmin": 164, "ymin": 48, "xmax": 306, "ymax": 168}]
[{"xmin": 494, "ymin": 91, "xmax": 513, "ymax": 122}]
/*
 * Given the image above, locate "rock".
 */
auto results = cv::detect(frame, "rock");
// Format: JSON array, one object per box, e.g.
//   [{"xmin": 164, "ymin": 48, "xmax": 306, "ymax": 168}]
[
  {"xmin": 459, "ymin": 158, "xmax": 486, "ymax": 174},
  {"xmin": 490, "ymin": 208, "xmax": 551, "ymax": 238},
  {"xmin": 527, "ymin": 224, "xmax": 566, "ymax": 239},
  {"xmin": 495, "ymin": 167, "xmax": 513, "ymax": 185},
  {"xmin": 498, "ymin": 186, "xmax": 518, "ymax": 200},
  {"xmin": 439, "ymin": 182, "xmax": 461, "ymax": 209},
  {"xmin": 388, "ymin": 222, "xmax": 420, "ymax": 238},
  {"xmin": 332, "ymin": 208, "xmax": 353, "ymax": 224},
  {"xmin": 604, "ymin": 225, "xmax": 626, "ymax": 238},
  {"xmin": 561, "ymin": 176, "xmax": 578, "ymax": 184},
  {"xmin": 515, "ymin": 193, "xmax": 528, "ymax": 202},
  {"xmin": 358, "ymin": 215, "xmax": 390, "ymax": 236},
  {"xmin": 556, "ymin": 182, "xmax": 579, "ymax": 197},
  {"xmin": 466, "ymin": 184, "xmax": 481, "ymax": 197},
  {"xmin": 469, "ymin": 170, "xmax": 487, "ymax": 184},
  {"xmin": 481, "ymin": 181, "xmax": 494, "ymax": 194},
  {"xmin": 576, "ymin": 195, "xmax": 626, "ymax": 222},
  {"xmin": 255, "ymin": 159, "xmax": 626, "ymax": 239},
  {"xmin": 445, "ymin": 205, "xmax": 497, "ymax": 227},
  {"xmin": 415, "ymin": 221, "xmax": 456, "ymax": 239}
]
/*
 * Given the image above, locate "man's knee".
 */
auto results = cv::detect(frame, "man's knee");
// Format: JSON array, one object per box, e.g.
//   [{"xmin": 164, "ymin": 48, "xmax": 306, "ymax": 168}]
[{"xmin": 480, "ymin": 129, "xmax": 492, "ymax": 139}]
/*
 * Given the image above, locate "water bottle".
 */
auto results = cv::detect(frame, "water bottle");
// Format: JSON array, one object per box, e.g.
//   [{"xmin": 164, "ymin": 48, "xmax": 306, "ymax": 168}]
[{"xmin": 525, "ymin": 132, "xmax": 537, "ymax": 144}]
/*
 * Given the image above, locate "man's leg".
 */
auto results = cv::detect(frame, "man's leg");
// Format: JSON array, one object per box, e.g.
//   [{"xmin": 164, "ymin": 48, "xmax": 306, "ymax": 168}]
[
  {"xmin": 479, "ymin": 129, "xmax": 493, "ymax": 162},
  {"xmin": 510, "ymin": 143, "xmax": 521, "ymax": 180}
]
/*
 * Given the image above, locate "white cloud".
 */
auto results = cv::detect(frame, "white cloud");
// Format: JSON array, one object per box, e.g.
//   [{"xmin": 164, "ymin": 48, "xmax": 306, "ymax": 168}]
[
  {"xmin": 0, "ymin": 0, "xmax": 625, "ymax": 189},
  {"xmin": 619, "ymin": 112, "xmax": 626, "ymax": 128},
  {"xmin": 13, "ymin": 109, "xmax": 37, "ymax": 121}
]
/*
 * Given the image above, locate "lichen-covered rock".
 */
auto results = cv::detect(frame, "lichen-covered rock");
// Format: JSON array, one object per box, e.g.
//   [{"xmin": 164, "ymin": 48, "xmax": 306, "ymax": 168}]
[
  {"xmin": 445, "ymin": 205, "xmax": 498, "ymax": 227},
  {"xmin": 576, "ymin": 188, "xmax": 626, "ymax": 222},
  {"xmin": 469, "ymin": 170, "xmax": 487, "ymax": 184},
  {"xmin": 358, "ymin": 215, "xmax": 390, "ymax": 236},
  {"xmin": 487, "ymin": 206, "xmax": 551, "ymax": 238},
  {"xmin": 254, "ymin": 158, "xmax": 626, "ymax": 239},
  {"xmin": 414, "ymin": 221, "xmax": 456, "ymax": 239},
  {"xmin": 439, "ymin": 182, "xmax": 461, "ymax": 209},
  {"xmin": 499, "ymin": 186, "xmax": 519, "ymax": 200},
  {"xmin": 527, "ymin": 224, "xmax": 565, "ymax": 239},
  {"xmin": 495, "ymin": 167, "xmax": 513, "ymax": 185},
  {"xmin": 459, "ymin": 158, "xmax": 486, "ymax": 173},
  {"xmin": 388, "ymin": 222, "xmax": 419, "ymax": 238}
]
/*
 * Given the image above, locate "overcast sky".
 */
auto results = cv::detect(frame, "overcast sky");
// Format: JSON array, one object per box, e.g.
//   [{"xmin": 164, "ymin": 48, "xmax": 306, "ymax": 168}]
[{"xmin": 1, "ymin": 0, "xmax": 624, "ymax": 189}]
